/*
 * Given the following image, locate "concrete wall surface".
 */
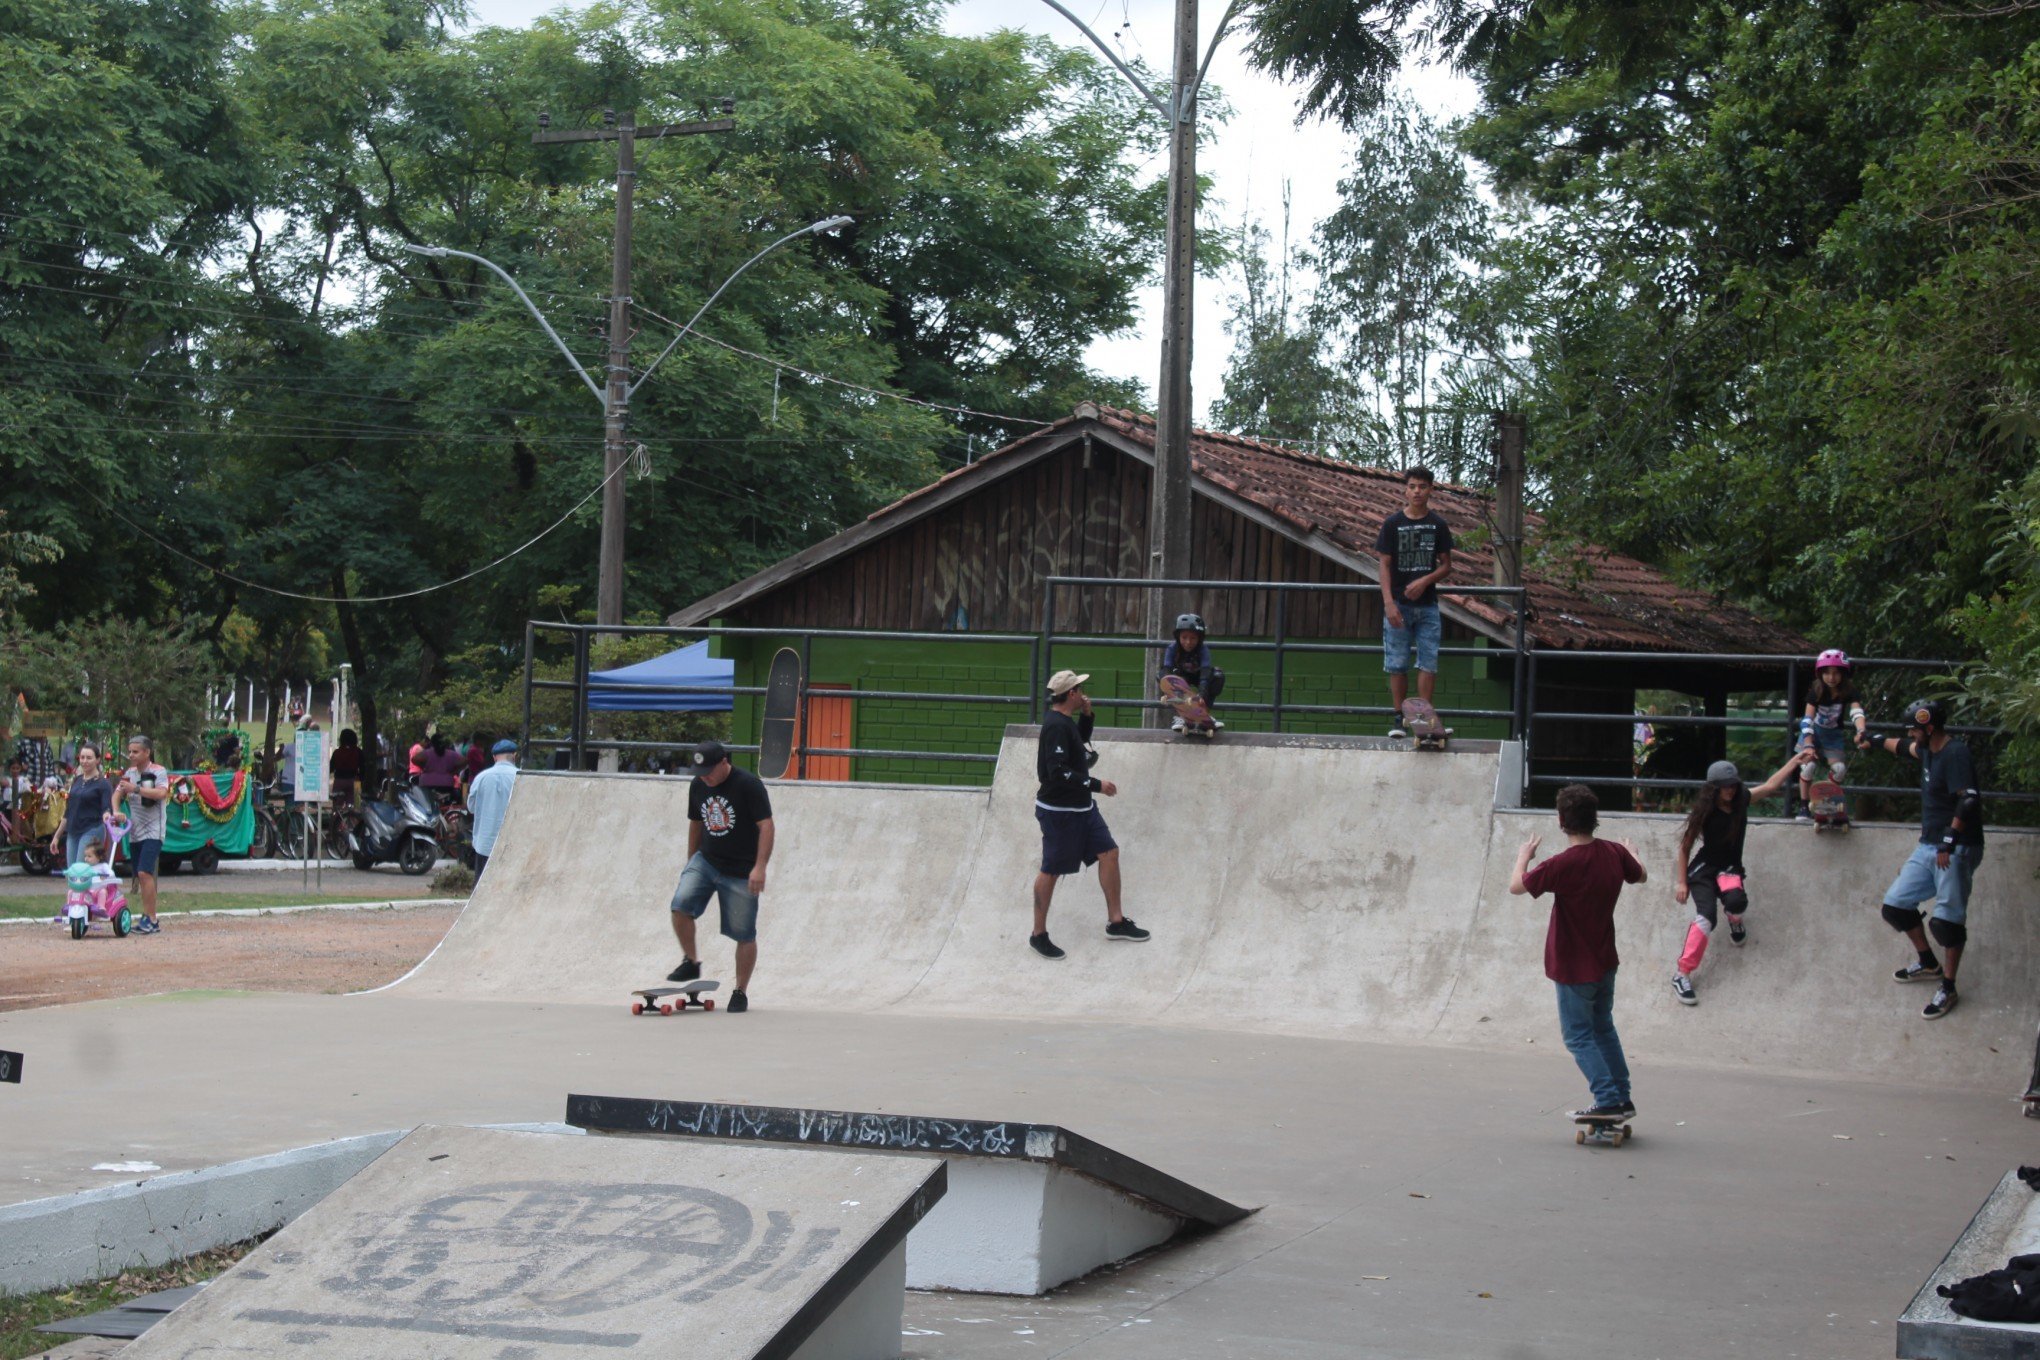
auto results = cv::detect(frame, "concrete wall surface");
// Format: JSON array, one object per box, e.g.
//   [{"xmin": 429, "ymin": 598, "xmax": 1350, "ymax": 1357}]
[
  {"xmin": 0, "ymin": 1131, "xmax": 403, "ymax": 1296},
  {"xmin": 1898, "ymin": 1168, "xmax": 2040, "ymax": 1360},
  {"xmin": 395, "ymin": 738, "xmax": 2040, "ymax": 1090}
]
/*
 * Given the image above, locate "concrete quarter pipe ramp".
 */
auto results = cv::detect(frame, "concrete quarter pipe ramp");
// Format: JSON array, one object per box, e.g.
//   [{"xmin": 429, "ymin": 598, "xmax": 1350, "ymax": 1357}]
[{"xmin": 396, "ymin": 730, "xmax": 2039, "ymax": 1089}]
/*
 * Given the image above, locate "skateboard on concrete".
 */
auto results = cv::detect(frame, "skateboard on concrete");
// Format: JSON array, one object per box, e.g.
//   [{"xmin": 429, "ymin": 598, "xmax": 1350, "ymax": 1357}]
[
  {"xmin": 1400, "ymin": 698, "xmax": 1451, "ymax": 752},
  {"xmin": 757, "ymin": 647, "xmax": 802, "ymax": 779},
  {"xmin": 630, "ymin": 981, "xmax": 720, "ymax": 1015},
  {"xmin": 1159, "ymin": 674, "xmax": 1217, "ymax": 738},
  {"xmin": 1808, "ymin": 779, "xmax": 1850, "ymax": 831},
  {"xmin": 1573, "ymin": 1112, "xmax": 1633, "ymax": 1147}
]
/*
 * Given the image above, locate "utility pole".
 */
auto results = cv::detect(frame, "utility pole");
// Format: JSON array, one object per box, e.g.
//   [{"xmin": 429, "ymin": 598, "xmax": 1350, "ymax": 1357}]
[
  {"xmin": 1146, "ymin": 0, "xmax": 1199, "ymax": 674},
  {"xmin": 533, "ymin": 106, "xmax": 735, "ymax": 627}
]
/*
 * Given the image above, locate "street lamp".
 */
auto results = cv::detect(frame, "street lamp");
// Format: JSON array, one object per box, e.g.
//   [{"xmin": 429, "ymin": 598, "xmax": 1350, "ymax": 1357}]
[{"xmin": 400, "ymin": 212, "xmax": 854, "ymax": 590}]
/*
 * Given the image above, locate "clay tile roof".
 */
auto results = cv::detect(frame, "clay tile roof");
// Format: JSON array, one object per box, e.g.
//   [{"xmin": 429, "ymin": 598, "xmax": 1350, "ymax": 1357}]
[{"xmin": 866, "ymin": 404, "xmax": 1805, "ymax": 655}]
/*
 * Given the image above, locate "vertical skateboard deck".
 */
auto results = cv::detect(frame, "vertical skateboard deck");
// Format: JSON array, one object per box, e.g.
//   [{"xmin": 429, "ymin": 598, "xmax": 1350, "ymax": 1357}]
[
  {"xmin": 1400, "ymin": 698, "xmax": 1451, "ymax": 752},
  {"xmin": 1573, "ymin": 1113, "xmax": 1633, "ymax": 1147},
  {"xmin": 630, "ymin": 981, "xmax": 721, "ymax": 1015},
  {"xmin": 1158, "ymin": 673, "xmax": 1215, "ymax": 737},
  {"xmin": 757, "ymin": 647, "xmax": 802, "ymax": 779},
  {"xmin": 1808, "ymin": 779, "xmax": 1849, "ymax": 831}
]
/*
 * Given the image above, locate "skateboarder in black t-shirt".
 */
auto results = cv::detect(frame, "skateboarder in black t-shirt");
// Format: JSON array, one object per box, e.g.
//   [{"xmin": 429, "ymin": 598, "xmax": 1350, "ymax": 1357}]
[
  {"xmin": 1030, "ymin": 670, "xmax": 1148, "ymax": 960},
  {"xmin": 1373, "ymin": 467, "xmax": 1455, "ymax": 737},
  {"xmin": 1860, "ymin": 699, "xmax": 1986, "ymax": 1020},
  {"xmin": 666, "ymin": 739, "xmax": 774, "ymax": 1012}
]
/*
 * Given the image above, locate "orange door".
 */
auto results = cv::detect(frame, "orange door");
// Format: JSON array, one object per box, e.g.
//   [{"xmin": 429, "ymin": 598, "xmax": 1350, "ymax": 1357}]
[{"xmin": 797, "ymin": 687, "xmax": 852, "ymax": 781}]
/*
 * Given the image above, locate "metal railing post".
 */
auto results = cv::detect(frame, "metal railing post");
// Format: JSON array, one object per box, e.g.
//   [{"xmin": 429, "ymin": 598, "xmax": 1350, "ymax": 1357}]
[
  {"xmin": 1271, "ymin": 589, "xmax": 1288, "ymax": 733},
  {"xmin": 570, "ymin": 627, "xmax": 589, "ymax": 771},
  {"xmin": 1524, "ymin": 648, "xmax": 1538, "ymax": 800},
  {"xmin": 1510, "ymin": 591, "xmax": 1526, "ymax": 743},
  {"xmin": 1039, "ymin": 583, "xmax": 1056, "ymax": 725},
  {"xmin": 797, "ymin": 632, "xmax": 813, "ymax": 780},
  {"xmin": 1028, "ymin": 633, "xmax": 1041, "ymax": 726},
  {"xmin": 521, "ymin": 621, "xmax": 535, "ymax": 756}
]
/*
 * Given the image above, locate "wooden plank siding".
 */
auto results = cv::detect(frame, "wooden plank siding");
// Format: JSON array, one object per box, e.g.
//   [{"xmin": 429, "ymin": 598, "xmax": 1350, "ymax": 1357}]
[{"xmin": 734, "ymin": 441, "xmax": 1394, "ymax": 638}]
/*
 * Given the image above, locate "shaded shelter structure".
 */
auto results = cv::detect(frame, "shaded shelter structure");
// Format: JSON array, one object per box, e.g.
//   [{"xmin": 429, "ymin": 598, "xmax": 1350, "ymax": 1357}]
[{"xmin": 659, "ymin": 404, "xmax": 1806, "ymax": 792}]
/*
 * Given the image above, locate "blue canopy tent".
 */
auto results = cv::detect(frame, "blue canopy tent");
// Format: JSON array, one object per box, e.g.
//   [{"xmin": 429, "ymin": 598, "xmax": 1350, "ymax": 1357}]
[{"xmin": 586, "ymin": 640, "xmax": 735, "ymax": 712}]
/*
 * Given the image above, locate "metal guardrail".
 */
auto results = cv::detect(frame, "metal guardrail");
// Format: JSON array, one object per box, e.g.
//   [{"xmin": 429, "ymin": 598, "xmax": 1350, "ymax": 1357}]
[
  {"xmin": 1038, "ymin": 576, "xmax": 1530, "ymax": 735},
  {"xmin": 521, "ymin": 620, "xmax": 1036, "ymax": 774},
  {"xmin": 517, "ymin": 597, "xmax": 2026, "ymax": 810}
]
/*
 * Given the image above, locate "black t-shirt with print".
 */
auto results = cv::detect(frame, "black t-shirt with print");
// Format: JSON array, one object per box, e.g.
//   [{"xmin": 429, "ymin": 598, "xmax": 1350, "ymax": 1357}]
[
  {"xmin": 1687, "ymin": 787, "xmax": 1750, "ymax": 879},
  {"xmin": 689, "ymin": 766, "xmax": 774, "ymax": 875},
  {"xmin": 1373, "ymin": 511, "xmax": 1455, "ymax": 608}
]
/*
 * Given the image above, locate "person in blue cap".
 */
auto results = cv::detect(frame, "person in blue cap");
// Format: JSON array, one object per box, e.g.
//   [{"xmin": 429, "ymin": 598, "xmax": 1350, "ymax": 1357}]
[{"xmin": 463, "ymin": 739, "xmax": 522, "ymax": 883}]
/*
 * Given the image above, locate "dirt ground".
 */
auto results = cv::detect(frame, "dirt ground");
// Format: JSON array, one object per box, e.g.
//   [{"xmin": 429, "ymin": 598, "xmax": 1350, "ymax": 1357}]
[{"xmin": 0, "ymin": 904, "xmax": 460, "ymax": 1012}]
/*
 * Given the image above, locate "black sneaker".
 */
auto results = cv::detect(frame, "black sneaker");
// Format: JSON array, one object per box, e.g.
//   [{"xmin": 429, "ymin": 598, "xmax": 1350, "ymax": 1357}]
[
  {"xmin": 666, "ymin": 958, "xmax": 701, "ymax": 983},
  {"xmin": 1894, "ymin": 960, "xmax": 1943, "ymax": 983},
  {"xmin": 727, "ymin": 988, "xmax": 748, "ymax": 1013},
  {"xmin": 1728, "ymin": 919, "xmax": 1747, "ymax": 946},
  {"xmin": 1617, "ymin": 1100, "xmax": 1638, "ymax": 1119},
  {"xmin": 1105, "ymin": 918, "xmax": 1150, "ymax": 942},
  {"xmin": 1671, "ymin": 974, "xmax": 1696, "ymax": 1006},
  {"xmin": 1571, "ymin": 1103, "xmax": 1627, "ymax": 1121},
  {"xmin": 1030, "ymin": 932, "xmax": 1065, "ymax": 960},
  {"xmin": 1922, "ymin": 985, "xmax": 1957, "ymax": 1020}
]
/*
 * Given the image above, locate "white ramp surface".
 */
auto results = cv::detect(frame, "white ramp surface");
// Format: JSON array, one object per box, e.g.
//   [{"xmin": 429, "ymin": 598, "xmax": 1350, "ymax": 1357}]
[
  {"xmin": 121, "ymin": 1125, "xmax": 942, "ymax": 1360},
  {"xmin": 395, "ymin": 733, "xmax": 2040, "ymax": 1088}
]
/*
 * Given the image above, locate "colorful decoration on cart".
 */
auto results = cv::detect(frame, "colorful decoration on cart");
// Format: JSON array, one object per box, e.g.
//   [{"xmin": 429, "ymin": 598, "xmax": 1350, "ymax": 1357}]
[{"xmin": 171, "ymin": 771, "xmax": 248, "ymax": 827}]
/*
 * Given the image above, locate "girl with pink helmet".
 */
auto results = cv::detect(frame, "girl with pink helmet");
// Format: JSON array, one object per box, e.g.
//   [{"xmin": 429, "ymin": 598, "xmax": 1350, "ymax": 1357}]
[{"xmin": 1797, "ymin": 649, "xmax": 1868, "ymax": 819}]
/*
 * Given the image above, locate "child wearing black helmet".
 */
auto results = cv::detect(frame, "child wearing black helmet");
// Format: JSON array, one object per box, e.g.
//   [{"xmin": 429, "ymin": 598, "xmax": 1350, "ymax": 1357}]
[
  {"xmin": 1860, "ymin": 698, "xmax": 1986, "ymax": 1020},
  {"xmin": 1159, "ymin": 614, "xmax": 1225, "ymax": 733}
]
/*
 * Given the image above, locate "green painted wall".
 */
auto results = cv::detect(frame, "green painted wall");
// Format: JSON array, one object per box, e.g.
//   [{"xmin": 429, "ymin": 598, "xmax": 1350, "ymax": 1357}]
[{"xmin": 713, "ymin": 630, "xmax": 1513, "ymax": 786}]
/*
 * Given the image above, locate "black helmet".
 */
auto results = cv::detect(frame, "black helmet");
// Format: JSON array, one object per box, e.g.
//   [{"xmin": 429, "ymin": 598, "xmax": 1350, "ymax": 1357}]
[
  {"xmin": 1173, "ymin": 612, "xmax": 1207, "ymax": 635},
  {"xmin": 1904, "ymin": 698, "xmax": 1948, "ymax": 730}
]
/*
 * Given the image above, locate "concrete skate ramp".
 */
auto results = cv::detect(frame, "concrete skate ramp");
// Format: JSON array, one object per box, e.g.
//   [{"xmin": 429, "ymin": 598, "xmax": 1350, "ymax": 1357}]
[
  {"xmin": 122, "ymin": 1125, "xmax": 944, "ymax": 1360},
  {"xmin": 396, "ymin": 733, "xmax": 2040, "ymax": 1088}
]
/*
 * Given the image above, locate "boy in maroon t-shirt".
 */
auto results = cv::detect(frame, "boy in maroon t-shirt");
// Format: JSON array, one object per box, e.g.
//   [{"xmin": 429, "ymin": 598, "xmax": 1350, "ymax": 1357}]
[{"xmin": 1509, "ymin": 784, "xmax": 1649, "ymax": 1120}]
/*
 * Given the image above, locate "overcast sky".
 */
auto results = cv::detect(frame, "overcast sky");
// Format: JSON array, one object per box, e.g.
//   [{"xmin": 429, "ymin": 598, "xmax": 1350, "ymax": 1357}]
[{"xmin": 461, "ymin": 0, "xmax": 1475, "ymax": 422}]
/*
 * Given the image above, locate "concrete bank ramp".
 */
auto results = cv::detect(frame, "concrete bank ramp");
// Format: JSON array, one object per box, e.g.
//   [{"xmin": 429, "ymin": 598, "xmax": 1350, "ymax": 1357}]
[
  {"xmin": 395, "ymin": 731, "xmax": 2040, "ymax": 1088},
  {"xmin": 123, "ymin": 1124, "xmax": 943, "ymax": 1360}
]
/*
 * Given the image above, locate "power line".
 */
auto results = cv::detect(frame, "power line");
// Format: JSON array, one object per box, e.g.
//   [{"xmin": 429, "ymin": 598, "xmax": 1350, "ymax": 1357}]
[{"xmin": 628, "ymin": 301, "xmax": 1054, "ymax": 429}]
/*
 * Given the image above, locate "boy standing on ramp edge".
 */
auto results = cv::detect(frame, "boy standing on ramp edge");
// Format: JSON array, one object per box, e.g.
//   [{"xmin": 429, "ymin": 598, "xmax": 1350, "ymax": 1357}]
[
  {"xmin": 1375, "ymin": 466, "xmax": 1455, "ymax": 738},
  {"xmin": 667, "ymin": 739, "xmax": 773, "ymax": 1013},
  {"xmin": 1510, "ymin": 785, "xmax": 1648, "ymax": 1121},
  {"xmin": 1031, "ymin": 670, "xmax": 1148, "ymax": 960}
]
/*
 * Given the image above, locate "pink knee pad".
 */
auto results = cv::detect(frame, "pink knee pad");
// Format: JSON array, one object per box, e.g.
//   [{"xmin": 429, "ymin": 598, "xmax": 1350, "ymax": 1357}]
[{"xmin": 1679, "ymin": 918, "xmax": 1712, "ymax": 976}]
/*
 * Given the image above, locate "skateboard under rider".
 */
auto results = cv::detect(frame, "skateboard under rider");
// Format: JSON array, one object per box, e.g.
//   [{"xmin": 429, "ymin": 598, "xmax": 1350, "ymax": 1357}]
[
  {"xmin": 1400, "ymin": 698, "xmax": 1450, "ymax": 752},
  {"xmin": 1159, "ymin": 673, "xmax": 1217, "ymax": 738},
  {"xmin": 1573, "ymin": 1111, "xmax": 1634, "ymax": 1147},
  {"xmin": 1807, "ymin": 778, "xmax": 1850, "ymax": 831},
  {"xmin": 630, "ymin": 981, "xmax": 720, "ymax": 1015},
  {"xmin": 757, "ymin": 647, "xmax": 802, "ymax": 779}
]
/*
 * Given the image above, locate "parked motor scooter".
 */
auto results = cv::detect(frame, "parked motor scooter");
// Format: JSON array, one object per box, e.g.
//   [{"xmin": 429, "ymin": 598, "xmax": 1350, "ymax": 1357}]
[{"xmin": 346, "ymin": 782, "xmax": 440, "ymax": 876}]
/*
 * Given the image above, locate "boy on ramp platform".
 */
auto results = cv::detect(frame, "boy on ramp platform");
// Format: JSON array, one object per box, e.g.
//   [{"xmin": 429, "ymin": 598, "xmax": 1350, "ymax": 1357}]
[{"xmin": 666, "ymin": 739, "xmax": 773, "ymax": 1013}]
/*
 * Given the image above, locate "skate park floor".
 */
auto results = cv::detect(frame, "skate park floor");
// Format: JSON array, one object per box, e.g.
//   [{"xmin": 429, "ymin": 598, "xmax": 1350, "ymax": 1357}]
[{"xmin": 4, "ymin": 987, "xmax": 2032, "ymax": 1360}]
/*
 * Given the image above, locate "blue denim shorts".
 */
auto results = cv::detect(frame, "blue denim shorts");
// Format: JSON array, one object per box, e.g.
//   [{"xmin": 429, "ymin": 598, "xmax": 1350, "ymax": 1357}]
[
  {"xmin": 670, "ymin": 852, "xmax": 760, "ymax": 943},
  {"xmin": 130, "ymin": 838, "xmax": 162, "ymax": 876},
  {"xmin": 1383, "ymin": 603, "xmax": 1441, "ymax": 674},
  {"xmin": 1037, "ymin": 805, "xmax": 1117, "ymax": 876},
  {"xmin": 1805, "ymin": 726, "xmax": 1849, "ymax": 758},
  {"xmin": 1882, "ymin": 842, "xmax": 1983, "ymax": 924}
]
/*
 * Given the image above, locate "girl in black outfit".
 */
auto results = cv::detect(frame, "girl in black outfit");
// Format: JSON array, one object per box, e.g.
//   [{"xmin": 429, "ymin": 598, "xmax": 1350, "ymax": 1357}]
[{"xmin": 1670, "ymin": 750, "xmax": 1808, "ymax": 1005}]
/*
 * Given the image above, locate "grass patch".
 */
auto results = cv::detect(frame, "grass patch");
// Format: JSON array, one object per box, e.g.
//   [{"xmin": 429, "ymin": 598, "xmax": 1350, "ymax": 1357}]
[
  {"xmin": 0, "ymin": 1233, "xmax": 266, "ymax": 1359},
  {"xmin": 0, "ymin": 893, "xmax": 430, "ymax": 921}
]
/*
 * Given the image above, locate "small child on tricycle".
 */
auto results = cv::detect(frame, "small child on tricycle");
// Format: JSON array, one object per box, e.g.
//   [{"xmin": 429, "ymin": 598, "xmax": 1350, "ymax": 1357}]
[{"xmin": 56, "ymin": 822, "xmax": 132, "ymax": 939}]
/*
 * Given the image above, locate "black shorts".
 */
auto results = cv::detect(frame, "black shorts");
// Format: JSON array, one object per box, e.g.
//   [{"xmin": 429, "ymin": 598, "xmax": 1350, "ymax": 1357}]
[{"xmin": 1036, "ymin": 805, "xmax": 1117, "ymax": 876}]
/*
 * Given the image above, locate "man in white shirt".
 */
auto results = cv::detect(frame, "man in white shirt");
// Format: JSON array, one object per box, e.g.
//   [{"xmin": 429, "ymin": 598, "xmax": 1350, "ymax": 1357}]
[
  {"xmin": 112, "ymin": 735, "xmax": 171, "ymax": 933},
  {"xmin": 464, "ymin": 740, "xmax": 521, "ymax": 884}
]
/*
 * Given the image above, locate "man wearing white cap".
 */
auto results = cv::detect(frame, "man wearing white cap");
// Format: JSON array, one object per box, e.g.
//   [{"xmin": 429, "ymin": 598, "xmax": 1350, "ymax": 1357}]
[{"xmin": 1031, "ymin": 670, "xmax": 1148, "ymax": 960}]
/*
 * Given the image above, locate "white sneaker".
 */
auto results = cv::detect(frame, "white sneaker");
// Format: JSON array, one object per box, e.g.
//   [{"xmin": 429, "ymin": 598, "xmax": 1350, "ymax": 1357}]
[
  {"xmin": 1672, "ymin": 974, "xmax": 1697, "ymax": 1006},
  {"xmin": 1170, "ymin": 717, "xmax": 1186, "ymax": 732},
  {"xmin": 1387, "ymin": 725, "xmax": 1408, "ymax": 740}
]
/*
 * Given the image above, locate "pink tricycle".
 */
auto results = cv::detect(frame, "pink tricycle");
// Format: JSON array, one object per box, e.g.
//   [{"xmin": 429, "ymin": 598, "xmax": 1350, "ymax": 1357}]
[{"xmin": 57, "ymin": 815, "xmax": 133, "ymax": 940}]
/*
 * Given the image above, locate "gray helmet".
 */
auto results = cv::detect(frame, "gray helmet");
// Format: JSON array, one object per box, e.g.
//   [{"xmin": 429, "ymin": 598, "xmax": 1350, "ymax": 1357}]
[
  {"xmin": 1173, "ymin": 613, "xmax": 1207, "ymax": 635},
  {"xmin": 1705, "ymin": 760, "xmax": 1741, "ymax": 786}
]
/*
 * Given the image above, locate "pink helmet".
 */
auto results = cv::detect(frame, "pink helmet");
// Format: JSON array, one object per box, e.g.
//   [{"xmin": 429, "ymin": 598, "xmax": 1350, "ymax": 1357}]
[{"xmin": 1814, "ymin": 648, "xmax": 1851, "ymax": 670}]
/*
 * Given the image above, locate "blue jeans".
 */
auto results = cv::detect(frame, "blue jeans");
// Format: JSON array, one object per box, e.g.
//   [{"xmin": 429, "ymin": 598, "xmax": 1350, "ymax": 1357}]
[
  {"xmin": 1883, "ymin": 842, "xmax": 1983, "ymax": 924},
  {"xmin": 1554, "ymin": 969, "xmax": 1630, "ymax": 1107},
  {"xmin": 1383, "ymin": 603, "xmax": 1441, "ymax": 674}
]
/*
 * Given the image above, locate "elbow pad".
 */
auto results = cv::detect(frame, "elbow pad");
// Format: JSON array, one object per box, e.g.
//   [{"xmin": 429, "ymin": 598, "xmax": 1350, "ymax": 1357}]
[
  {"xmin": 1956, "ymin": 789, "xmax": 1982, "ymax": 825},
  {"xmin": 1798, "ymin": 717, "xmax": 1814, "ymax": 739}
]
